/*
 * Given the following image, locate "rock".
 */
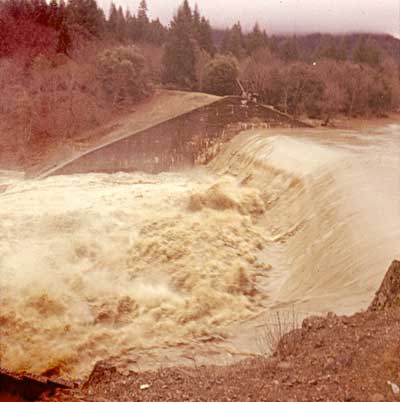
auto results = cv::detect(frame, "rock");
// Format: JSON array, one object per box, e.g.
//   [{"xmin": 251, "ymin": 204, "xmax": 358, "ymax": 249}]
[
  {"xmin": 0, "ymin": 367, "xmax": 71, "ymax": 401},
  {"xmin": 265, "ymin": 357, "xmax": 279, "ymax": 368},
  {"xmin": 323, "ymin": 357, "xmax": 336, "ymax": 371},
  {"xmin": 140, "ymin": 383, "xmax": 151, "ymax": 390},
  {"xmin": 388, "ymin": 381, "xmax": 400, "ymax": 395},
  {"xmin": 277, "ymin": 361, "xmax": 292, "ymax": 370},
  {"xmin": 369, "ymin": 260, "xmax": 400, "ymax": 311},
  {"xmin": 337, "ymin": 353, "xmax": 353, "ymax": 368},
  {"xmin": 370, "ymin": 394, "xmax": 385, "ymax": 402},
  {"xmin": 302, "ymin": 316, "xmax": 326, "ymax": 330}
]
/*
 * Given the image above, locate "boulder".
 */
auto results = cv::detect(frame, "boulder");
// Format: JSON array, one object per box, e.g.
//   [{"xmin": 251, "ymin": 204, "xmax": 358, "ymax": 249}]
[{"xmin": 369, "ymin": 260, "xmax": 400, "ymax": 311}]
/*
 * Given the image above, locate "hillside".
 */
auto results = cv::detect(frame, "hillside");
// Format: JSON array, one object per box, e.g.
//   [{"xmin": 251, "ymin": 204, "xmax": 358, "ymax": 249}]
[{"xmin": 212, "ymin": 31, "xmax": 400, "ymax": 62}]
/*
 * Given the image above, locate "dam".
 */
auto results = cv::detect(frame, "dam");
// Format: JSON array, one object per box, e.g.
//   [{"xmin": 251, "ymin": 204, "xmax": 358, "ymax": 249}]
[{"xmin": 30, "ymin": 90, "xmax": 310, "ymax": 179}]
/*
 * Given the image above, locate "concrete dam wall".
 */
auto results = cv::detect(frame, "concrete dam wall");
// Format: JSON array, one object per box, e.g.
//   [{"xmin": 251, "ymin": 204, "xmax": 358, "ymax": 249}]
[{"xmin": 39, "ymin": 95, "xmax": 311, "ymax": 178}]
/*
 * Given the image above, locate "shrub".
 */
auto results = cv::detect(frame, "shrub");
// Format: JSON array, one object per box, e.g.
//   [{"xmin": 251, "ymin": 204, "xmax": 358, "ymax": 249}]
[
  {"xmin": 96, "ymin": 45, "xmax": 151, "ymax": 105},
  {"xmin": 0, "ymin": 51, "xmax": 111, "ymax": 167},
  {"xmin": 201, "ymin": 55, "xmax": 239, "ymax": 96},
  {"xmin": 240, "ymin": 51, "xmax": 284, "ymax": 106}
]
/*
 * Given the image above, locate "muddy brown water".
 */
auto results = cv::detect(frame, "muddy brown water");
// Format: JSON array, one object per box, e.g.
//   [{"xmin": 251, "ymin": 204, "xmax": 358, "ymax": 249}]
[{"xmin": 0, "ymin": 125, "xmax": 399, "ymax": 380}]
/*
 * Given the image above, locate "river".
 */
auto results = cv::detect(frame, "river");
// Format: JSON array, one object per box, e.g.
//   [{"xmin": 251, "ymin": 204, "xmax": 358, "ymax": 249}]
[{"xmin": 0, "ymin": 124, "xmax": 399, "ymax": 379}]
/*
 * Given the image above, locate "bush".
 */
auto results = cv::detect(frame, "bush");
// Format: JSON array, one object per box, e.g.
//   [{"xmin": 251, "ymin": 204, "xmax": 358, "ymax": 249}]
[
  {"xmin": 240, "ymin": 45, "xmax": 400, "ymax": 120},
  {"xmin": 96, "ymin": 45, "xmax": 151, "ymax": 105},
  {"xmin": 240, "ymin": 51, "xmax": 284, "ymax": 106},
  {"xmin": 202, "ymin": 55, "xmax": 239, "ymax": 96}
]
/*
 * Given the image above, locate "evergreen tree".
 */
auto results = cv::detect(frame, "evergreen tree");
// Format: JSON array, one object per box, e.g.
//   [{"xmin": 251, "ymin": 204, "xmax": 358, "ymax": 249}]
[
  {"xmin": 179, "ymin": 0, "xmax": 192, "ymax": 23},
  {"xmin": 31, "ymin": 0, "xmax": 50, "ymax": 26},
  {"xmin": 48, "ymin": 0, "xmax": 60, "ymax": 29},
  {"xmin": 116, "ymin": 5, "xmax": 126, "ymax": 41},
  {"xmin": 108, "ymin": 3, "xmax": 127, "ymax": 41},
  {"xmin": 57, "ymin": 21, "xmax": 72, "ymax": 54},
  {"xmin": 198, "ymin": 16, "xmax": 214, "ymax": 55},
  {"xmin": 59, "ymin": 0, "xmax": 67, "ymax": 21},
  {"xmin": 192, "ymin": 4, "xmax": 201, "ymax": 40},
  {"xmin": 221, "ymin": 22, "xmax": 245, "ymax": 59},
  {"xmin": 246, "ymin": 23, "xmax": 267, "ymax": 55},
  {"xmin": 124, "ymin": 9, "xmax": 137, "ymax": 41},
  {"xmin": 108, "ymin": 3, "xmax": 119, "ymax": 38},
  {"xmin": 148, "ymin": 18, "xmax": 167, "ymax": 45},
  {"xmin": 125, "ymin": 8, "xmax": 133, "ymax": 32},
  {"xmin": 230, "ymin": 22, "xmax": 245, "ymax": 58},
  {"xmin": 54, "ymin": 0, "xmax": 70, "ymax": 54},
  {"xmin": 221, "ymin": 28, "xmax": 230, "ymax": 53},
  {"xmin": 161, "ymin": 0, "xmax": 196, "ymax": 87},
  {"xmin": 126, "ymin": 9, "xmax": 139, "ymax": 41},
  {"xmin": 136, "ymin": 0, "xmax": 149, "ymax": 40},
  {"xmin": 190, "ymin": 4, "xmax": 214, "ymax": 54},
  {"xmin": 137, "ymin": 0, "xmax": 149, "ymax": 21},
  {"xmin": 67, "ymin": 0, "xmax": 106, "ymax": 37}
]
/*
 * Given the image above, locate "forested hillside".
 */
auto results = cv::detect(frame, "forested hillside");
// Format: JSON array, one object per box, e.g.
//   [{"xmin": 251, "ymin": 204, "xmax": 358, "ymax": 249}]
[{"xmin": 1, "ymin": 0, "xmax": 399, "ymax": 168}]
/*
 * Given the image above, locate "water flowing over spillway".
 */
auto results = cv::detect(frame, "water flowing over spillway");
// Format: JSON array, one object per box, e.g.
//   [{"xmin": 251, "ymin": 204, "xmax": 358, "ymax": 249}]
[{"xmin": 0, "ymin": 125, "xmax": 399, "ymax": 379}]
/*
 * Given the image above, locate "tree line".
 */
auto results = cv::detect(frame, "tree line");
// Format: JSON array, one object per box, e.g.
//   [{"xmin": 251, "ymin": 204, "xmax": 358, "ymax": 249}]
[
  {"xmin": 1, "ymin": 0, "xmax": 399, "ymax": 68},
  {"xmin": 0, "ymin": 0, "xmax": 400, "ymax": 168},
  {"xmin": 1, "ymin": 0, "xmax": 399, "ymax": 80},
  {"xmin": 0, "ymin": 0, "xmax": 169, "ymax": 59},
  {"xmin": 0, "ymin": 0, "xmax": 399, "ymax": 169},
  {"xmin": 161, "ymin": 2, "xmax": 400, "ymax": 122}
]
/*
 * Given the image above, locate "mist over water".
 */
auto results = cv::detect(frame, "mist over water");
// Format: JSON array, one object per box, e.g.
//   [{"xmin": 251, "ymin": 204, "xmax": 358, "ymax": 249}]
[{"xmin": 0, "ymin": 125, "xmax": 399, "ymax": 379}]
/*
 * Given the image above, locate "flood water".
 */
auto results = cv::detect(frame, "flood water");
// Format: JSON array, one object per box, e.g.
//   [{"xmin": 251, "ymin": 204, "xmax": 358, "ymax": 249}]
[{"xmin": 0, "ymin": 125, "xmax": 399, "ymax": 379}]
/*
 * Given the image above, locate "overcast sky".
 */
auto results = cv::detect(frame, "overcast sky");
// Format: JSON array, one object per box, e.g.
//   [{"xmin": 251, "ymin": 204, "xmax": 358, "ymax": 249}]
[{"xmin": 98, "ymin": 0, "xmax": 399, "ymax": 37}]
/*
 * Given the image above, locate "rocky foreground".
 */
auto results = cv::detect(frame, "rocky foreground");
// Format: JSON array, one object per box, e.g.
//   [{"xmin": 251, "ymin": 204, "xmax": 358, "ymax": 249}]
[{"xmin": 2, "ymin": 262, "xmax": 400, "ymax": 402}]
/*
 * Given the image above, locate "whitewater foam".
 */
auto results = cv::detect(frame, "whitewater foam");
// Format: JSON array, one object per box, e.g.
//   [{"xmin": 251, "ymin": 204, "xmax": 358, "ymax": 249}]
[{"xmin": 0, "ymin": 125, "xmax": 399, "ymax": 379}]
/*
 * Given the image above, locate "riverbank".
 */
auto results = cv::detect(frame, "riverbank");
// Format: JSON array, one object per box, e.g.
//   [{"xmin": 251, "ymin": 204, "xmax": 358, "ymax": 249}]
[
  {"xmin": 1, "ymin": 95, "xmax": 399, "ymax": 174},
  {"xmin": 308, "ymin": 112, "xmax": 400, "ymax": 130}
]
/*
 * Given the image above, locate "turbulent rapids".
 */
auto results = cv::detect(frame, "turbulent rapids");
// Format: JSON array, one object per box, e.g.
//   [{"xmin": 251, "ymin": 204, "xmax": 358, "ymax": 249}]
[{"xmin": 0, "ymin": 125, "xmax": 399, "ymax": 379}]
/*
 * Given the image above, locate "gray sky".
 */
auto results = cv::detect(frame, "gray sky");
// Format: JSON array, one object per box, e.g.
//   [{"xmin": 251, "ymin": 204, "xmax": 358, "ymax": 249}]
[{"xmin": 99, "ymin": 0, "xmax": 400, "ymax": 37}]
